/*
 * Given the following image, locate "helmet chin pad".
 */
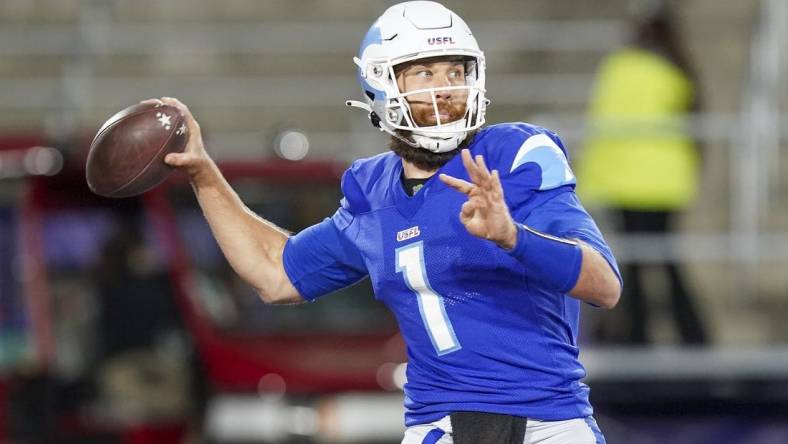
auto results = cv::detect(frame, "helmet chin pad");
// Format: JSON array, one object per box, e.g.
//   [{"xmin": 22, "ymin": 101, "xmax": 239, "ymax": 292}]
[{"xmin": 410, "ymin": 118, "xmax": 469, "ymax": 153}]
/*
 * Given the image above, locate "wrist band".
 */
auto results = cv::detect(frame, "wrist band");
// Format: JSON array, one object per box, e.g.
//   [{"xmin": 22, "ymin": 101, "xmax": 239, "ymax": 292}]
[{"xmin": 505, "ymin": 223, "xmax": 583, "ymax": 293}]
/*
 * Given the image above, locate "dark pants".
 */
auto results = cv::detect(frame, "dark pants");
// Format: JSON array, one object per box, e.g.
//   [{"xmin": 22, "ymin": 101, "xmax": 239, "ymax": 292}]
[{"xmin": 609, "ymin": 210, "xmax": 708, "ymax": 345}]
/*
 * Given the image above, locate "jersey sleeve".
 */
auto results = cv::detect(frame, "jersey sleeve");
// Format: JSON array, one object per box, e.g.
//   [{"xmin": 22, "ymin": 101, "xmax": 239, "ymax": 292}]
[
  {"xmin": 523, "ymin": 190, "xmax": 622, "ymax": 286},
  {"xmin": 499, "ymin": 127, "xmax": 576, "ymax": 201},
  {"xmin": 492, "ymin": 125, "xmax": 578, "ymax": 221},
  {"xmin": 282, "ymin": 168, "xmax": 369, "ymax": 301}
]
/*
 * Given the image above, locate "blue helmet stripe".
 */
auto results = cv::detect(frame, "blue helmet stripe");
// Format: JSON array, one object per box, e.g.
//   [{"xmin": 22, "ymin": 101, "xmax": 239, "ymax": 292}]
[{"xmin": 357, "ymin": 21, "xmax": 385, "ymax": 101}]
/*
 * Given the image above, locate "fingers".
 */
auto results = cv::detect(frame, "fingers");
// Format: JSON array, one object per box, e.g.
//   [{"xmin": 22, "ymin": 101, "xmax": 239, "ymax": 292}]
[
  {"xmin": 445, "ymin": 152, "xmax": 507, "ymax": 221},
  {"xmin": 445, "ymin": 156, "xmax": 504, "ymax": 206},
  {"xmin": 439, "ymin": 173, "xmax": 474, "ymax": 194},
  {"xmin": 160, "ymin": 97, "xmax": 189, "ymax": 117},
  {"xmin": 139, "ymin": 98, "xmax": 163, "ymax": 107},
  {"xmin": 160, "ymin": 96, "xmax": 201, "ymax": 135},
  {"xmin": 164, "ymin": 151, "xmax": 206, "ymax": 172},
  {"xmin": 460, "ymin": 149, "xmax": 494, "ymax": 189},
  {"xmin": 140, "ymin": 97, "xmax": 191, "ymax": 134},
  {"xmin": 475, "ymin": 154, "xmax": 492, "ymax": 184},
  {"xmin": 164, "ymin": 152, "xmax": 188, "ymax": 167},
  {"xmin": 460, "ymin": 149, "xmax": 482, "ymax": 185},
  {"xmin": 460, "ymin": 200, "xmax": 478, "ymax": 218},
  {"xmin": 490, "ymin": 169, "xmax": 504, "ymax": 199}
]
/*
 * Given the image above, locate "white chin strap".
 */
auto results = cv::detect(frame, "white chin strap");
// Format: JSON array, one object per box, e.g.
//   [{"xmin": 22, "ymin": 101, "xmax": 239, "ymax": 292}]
[{"xmin": 410, "ymin": 119, "xmax": 469, "ymax": 153}]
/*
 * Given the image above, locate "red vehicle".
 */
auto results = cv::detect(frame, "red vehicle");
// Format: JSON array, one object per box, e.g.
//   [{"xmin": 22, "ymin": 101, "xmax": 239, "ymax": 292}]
[{"xmin": 0, "ymin": 141, "xmax": 407, "ymax": 444}]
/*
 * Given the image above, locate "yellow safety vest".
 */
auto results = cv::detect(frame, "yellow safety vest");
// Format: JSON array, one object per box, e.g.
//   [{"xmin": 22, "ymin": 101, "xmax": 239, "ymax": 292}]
[{"xmin": 577, "ymin": 48, "xmax": 699, "ymax": 210}]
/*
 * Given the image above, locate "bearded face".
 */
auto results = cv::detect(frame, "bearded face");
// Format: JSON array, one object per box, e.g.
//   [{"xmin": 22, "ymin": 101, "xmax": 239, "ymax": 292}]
[
  {"xmin": 395, "ymin": 56, "xmax": 470, "ymax": 127},
  {"xmin": 388, "ymin": 56, "xmax": 475, "ymax": 170}
]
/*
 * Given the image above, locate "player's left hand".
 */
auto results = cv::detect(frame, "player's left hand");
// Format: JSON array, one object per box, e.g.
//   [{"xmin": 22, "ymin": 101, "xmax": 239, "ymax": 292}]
[{"xmin": 439, "ymin": 149, "xmax": 518, "ymax": 250}]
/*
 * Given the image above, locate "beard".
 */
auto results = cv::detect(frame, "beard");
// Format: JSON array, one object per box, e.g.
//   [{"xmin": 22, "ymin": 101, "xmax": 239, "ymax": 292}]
[
  {"xmin": 409, "ymin": 98, "xmax": 467, "ymax": 127},
  {"xmin": 389, "ymin": 129, "xmax": 477, "ymax": 171},
  {"xmin": 388, "ymin": 134, "xmax": 460, "ymax": 170},
  {"xmin": 389, "ymin": 98, "xmax": 475, "ymax": 171}
]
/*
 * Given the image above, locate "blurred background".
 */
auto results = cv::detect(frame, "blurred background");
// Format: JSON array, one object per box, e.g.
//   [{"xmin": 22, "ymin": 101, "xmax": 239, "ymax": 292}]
[{"xmin": 1, "ymin": 0, "xmax": 787, "ymax": 443}]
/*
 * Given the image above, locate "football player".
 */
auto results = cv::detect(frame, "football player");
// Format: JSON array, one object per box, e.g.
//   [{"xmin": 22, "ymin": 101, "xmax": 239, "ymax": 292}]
[{"xmin": 157, "ymin": 2, "xmax": 621, "ymax": 443}]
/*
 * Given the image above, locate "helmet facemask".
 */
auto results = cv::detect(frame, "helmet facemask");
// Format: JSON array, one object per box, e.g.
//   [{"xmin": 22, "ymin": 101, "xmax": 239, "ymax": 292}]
[
  {"xmin": 387, "ymin": 56, "xmax": 486, "ymax": 152},
  {"xmin": 348, "ymin": 1, "xmax": 489, "ymax": 154},
  {"xmin": 355, "ymin": 54, "xmax": 487, "ymax": 153}
]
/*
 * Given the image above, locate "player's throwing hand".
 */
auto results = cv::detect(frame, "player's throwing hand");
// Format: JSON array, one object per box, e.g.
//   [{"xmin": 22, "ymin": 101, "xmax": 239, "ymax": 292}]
[
  {"xmin": 439, "ymin": 149, "xmax": 518, "ymax": 250},
  {"xmin": 140, "ymin": 97, "xmax": 210, "ymax": 181}
]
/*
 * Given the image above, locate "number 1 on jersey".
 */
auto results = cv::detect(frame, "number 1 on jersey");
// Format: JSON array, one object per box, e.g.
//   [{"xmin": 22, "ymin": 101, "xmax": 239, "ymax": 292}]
[{"xmin": 396, "ymin": 241, "xmax": 461, "ymax": 355}]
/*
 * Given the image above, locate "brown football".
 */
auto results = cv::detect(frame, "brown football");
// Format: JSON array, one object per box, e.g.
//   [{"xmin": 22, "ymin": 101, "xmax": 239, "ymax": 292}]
[{"xmin": 86, "ymin": 102, "xmax": 187, "ymax": 198}]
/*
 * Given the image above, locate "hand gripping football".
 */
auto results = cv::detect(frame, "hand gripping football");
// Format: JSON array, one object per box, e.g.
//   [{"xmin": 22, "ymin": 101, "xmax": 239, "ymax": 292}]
[{"xmin": 86, "ymin": 102, "xmax": 188, "ymax": 198}]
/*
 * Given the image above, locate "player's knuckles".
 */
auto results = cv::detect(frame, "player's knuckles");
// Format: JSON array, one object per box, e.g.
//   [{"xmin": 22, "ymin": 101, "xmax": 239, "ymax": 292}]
[
  {"xmin": 176, "ymin": 153, "xmax": 194, "ymax": 164},
  {"xmin": 163, "ymin": 97, "xmax": 192, "ymax": 115},
  {"xmin": 181, "ymin": 152, "xmax": 201, "ymax": 163},
  {"xmin": 183, "ymin": 115, "xmax": 200, "ymax": 129}
]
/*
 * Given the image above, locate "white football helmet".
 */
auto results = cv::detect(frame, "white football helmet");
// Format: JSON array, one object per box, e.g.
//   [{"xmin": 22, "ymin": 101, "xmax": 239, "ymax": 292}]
[{"xmin": 346, "ymin": 1, "xmax": 488, "ymax": 153}]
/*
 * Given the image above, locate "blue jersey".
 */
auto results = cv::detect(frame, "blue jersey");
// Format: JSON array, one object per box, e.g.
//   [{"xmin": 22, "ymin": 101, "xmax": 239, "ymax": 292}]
[{"xmin": 283, "ymin": 123, "xmax": 620, "ymax": 426}]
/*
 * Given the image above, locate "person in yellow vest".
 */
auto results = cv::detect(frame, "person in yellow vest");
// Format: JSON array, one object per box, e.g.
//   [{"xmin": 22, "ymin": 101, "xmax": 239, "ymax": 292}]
[{"xmin": 577, "ymin": 7, "xmax": 707, "ymax": 345}]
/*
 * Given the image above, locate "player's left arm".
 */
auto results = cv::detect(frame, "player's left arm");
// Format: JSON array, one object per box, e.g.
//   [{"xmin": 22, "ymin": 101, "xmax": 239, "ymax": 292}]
[
  {"xmin": 569, "ymin": 241, "xmax": 621, "ymax": 308},
  {"xmin": 439, "ymin": 149, "xmax": 621, "ymax": 309}
]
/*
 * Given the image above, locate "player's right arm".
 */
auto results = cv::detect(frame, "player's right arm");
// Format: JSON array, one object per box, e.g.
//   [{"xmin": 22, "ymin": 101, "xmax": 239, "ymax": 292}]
[{"xmin": 150, "ymin": 97, "xmax": 303, "ymax": 305}]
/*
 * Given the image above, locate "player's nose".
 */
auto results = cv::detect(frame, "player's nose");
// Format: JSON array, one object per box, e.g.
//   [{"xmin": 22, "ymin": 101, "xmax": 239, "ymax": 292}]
[{"xmin": 433, "ymin": 74, "xmax": 453, "ymax": 99}]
